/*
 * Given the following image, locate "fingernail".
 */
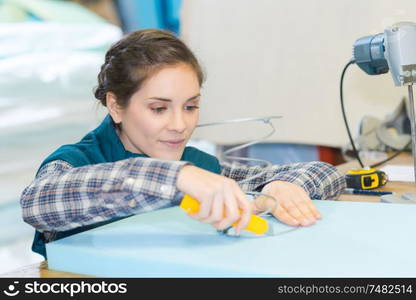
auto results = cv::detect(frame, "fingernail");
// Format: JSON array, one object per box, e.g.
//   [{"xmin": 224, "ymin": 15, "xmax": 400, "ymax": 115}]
[
  {"xmin": 316, "ymin": 214, "xmax": 322, "ymax": 219},
  {"xmin": 308, "ymin": 218, "xmax": 316, "ymax": 224},
  {"xmin": 291, "ymin": 219, "xmax": 300, "ymax": 226},
  {"xmin": 301, "ymin": 219, "xmax": 310, "ymax": 226}
]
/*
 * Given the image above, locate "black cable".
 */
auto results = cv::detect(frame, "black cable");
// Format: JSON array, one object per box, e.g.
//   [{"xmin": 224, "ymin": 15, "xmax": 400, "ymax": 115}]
[
  {"xmin": 340, "ymin": 59, "xmax": 364, "ymax": 168},
  {"xmin": 340, "ymin": 59, "xmax": 411, "ymax": 169},
  {"xmin": 370, "ymin": 140, "xmax": 411, "ymax": 168}
]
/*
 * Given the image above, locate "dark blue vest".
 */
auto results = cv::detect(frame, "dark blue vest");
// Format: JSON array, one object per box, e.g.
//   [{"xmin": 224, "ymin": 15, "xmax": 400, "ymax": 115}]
[{"xmin": 32, "ymin": 115, "xmax": 221, "ymax": 259}]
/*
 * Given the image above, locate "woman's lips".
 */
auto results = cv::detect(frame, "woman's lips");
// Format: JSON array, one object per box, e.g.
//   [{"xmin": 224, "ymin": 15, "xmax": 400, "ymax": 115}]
[{"xmin": 160, "ymin": 139, "xmax": 185, "ymax": 148}]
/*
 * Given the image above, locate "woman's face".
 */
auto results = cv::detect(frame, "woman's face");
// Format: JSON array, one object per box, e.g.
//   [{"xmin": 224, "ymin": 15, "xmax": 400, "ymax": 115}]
[{"xmin": 110, "ymin": 63, "xmax": 201, "ymax": 160}]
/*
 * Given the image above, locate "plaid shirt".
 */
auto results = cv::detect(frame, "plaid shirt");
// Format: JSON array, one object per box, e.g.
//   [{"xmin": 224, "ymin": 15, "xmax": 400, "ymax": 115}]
[{"xmin": 20, "ymin": 158, "xmax": 346, "ymax": 233}]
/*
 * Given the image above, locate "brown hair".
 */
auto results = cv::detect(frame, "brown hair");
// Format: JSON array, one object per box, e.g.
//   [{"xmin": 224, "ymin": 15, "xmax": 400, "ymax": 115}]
[{"xmin": 94, "ymin": 29, "xmax": 204, "ymax": 108}]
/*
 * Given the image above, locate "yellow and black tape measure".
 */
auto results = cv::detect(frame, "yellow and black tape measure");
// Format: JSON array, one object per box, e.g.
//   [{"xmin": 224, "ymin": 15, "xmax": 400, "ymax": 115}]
[{"xmin": 345, "ymin": 168, "xmax": 388, "ymax": 190}]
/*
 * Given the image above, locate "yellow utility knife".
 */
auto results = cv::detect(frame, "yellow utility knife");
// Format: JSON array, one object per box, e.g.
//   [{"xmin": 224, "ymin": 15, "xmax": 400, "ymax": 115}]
[{"xmin": 180, "ymin": 194, "xmax": 272, "ymax": 235}]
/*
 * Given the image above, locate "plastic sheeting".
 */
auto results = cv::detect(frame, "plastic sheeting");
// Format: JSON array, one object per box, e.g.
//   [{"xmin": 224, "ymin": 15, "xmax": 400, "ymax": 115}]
[{"xmin": 0, "ymin": 22, "xmax": 121, "ymax": 102}]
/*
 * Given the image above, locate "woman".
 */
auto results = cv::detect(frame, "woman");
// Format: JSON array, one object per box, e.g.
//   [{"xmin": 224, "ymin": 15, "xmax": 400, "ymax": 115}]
[{"xmin": 20, "ymin": 29, "xmax": 346, "ymax": 259}]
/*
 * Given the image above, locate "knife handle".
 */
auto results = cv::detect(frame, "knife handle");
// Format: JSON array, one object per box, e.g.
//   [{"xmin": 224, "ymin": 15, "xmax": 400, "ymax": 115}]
[{"xmin": 180, "ymin": 194, "xmax": 269, "ymax": 235}]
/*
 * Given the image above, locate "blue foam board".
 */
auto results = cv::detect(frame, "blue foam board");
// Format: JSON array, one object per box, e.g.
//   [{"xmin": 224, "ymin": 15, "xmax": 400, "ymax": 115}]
[{"xmin": 46, "ymin": 200, "xmax": 416, "ymax": 277}]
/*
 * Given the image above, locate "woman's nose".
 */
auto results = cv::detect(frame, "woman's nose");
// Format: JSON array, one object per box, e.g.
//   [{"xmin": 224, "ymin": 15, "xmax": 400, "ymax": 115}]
[{"xmin": 169, "ymin": 111, "xmax": 186, "ymax": 132}]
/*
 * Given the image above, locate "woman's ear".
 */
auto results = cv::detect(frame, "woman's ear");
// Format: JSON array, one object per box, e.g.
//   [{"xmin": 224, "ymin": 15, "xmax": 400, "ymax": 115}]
[{"xmin": 106, "ymin": 92, "xmax": 123, "ymax": 124}]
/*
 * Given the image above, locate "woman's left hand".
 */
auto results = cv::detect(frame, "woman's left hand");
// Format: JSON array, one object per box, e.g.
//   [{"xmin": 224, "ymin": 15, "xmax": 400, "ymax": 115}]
[{"xmin": 252, "ymin": 180, "xmax": 321, "ymax": 227}]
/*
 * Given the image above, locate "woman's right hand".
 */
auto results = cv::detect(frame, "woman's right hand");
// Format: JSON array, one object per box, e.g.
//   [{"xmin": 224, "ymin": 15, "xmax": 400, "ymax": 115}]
[{"xmin": 176, "ymin": 165, "xmax": 252, "ymax": 234}]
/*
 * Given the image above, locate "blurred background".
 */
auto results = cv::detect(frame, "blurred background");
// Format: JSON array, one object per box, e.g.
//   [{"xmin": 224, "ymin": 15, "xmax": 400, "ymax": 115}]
[{"xmin": 1, "ymin": 0, "xmax": 415, "ymax": 273}]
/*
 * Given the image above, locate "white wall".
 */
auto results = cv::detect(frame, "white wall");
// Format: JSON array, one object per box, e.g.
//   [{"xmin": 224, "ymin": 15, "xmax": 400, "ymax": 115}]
[{"xmin": 181, "ymin": 0, "xmax": 416, "ymax": 147}]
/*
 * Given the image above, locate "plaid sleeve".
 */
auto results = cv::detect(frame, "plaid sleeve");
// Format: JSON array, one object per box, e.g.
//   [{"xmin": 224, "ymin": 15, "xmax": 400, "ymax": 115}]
[
  {"xmin": 220, "ymin": 161, "xmax": 346, "ymax": 200},
  {"xmin": 20, "ymin": 158, "xmax": 191, "ymax": 232}
]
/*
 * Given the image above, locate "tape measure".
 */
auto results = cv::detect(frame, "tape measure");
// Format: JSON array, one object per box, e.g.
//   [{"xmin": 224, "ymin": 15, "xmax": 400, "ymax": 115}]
[{"xmin": 345, "ymin": 168, "xmax": 388, "ymax": 190}]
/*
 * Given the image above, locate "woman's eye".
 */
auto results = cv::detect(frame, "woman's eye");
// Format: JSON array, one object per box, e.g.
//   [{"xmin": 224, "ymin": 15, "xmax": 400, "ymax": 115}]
[
  {"xmin": 151, "ymin": 107, "xmax": 167, "ymax": 113},
  {"xmin": 185, "ymin": 105, "xmax": 200, "ymax": 111}
]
